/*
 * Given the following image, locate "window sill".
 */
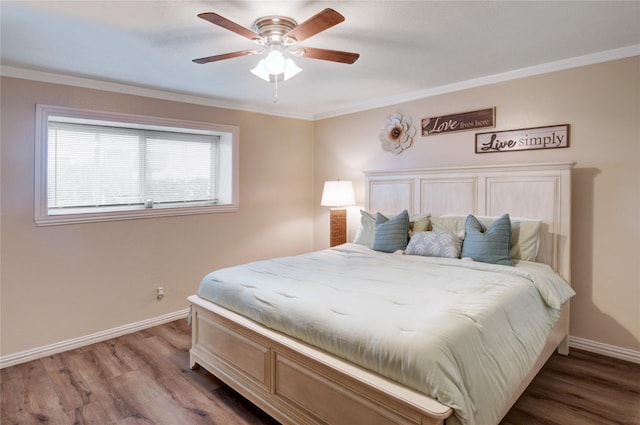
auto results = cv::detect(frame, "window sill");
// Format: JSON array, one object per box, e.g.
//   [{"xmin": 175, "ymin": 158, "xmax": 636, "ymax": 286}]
[{"xmin": 34, "ymin": 204, "xmax": 238, "ymax": 226}]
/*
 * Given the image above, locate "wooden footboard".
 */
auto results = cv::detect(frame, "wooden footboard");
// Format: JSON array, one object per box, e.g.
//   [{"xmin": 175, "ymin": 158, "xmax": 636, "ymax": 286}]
[{"xmin": 188, "ymin": 295, "xmax": 453, "ymax": 425}]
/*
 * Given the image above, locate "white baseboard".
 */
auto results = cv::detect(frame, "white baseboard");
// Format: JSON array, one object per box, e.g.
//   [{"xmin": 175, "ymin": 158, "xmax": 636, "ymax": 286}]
[
  {"xmin": 569, "ymin": 335, "xmax": 640, "ymax": 364},
  {"xmin": 3, "ymin": 316, "xmax": 638, "ymax": 369},
  {"xmin": 0, "ymin": 309, "xmax": 190, "ymax": 369}
]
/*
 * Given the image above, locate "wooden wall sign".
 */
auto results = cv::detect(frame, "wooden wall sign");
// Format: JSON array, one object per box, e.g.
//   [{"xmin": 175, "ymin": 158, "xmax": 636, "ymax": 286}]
[
  {"xmin": 475, "ymin": 124, "xmax": 569, "ymax": 154},
  {"xmin": 422, "ymin": 108, "xmax": 495, "ymax": 136}
]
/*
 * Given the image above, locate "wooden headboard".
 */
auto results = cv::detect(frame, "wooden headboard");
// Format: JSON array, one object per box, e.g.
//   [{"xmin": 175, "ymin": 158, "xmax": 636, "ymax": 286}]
[{"xmin": 365, "ymin": 162, "xmax": 575, "ymax": 282}]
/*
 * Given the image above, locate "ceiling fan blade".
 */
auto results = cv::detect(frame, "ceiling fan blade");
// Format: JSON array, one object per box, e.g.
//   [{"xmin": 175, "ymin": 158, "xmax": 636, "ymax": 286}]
[
  {"xmin": 284, "ymin": 8, "xmax": 345, "ymax": 43},
  {"xmin": 197, "ymin": 12, "xmax": 261, "ymax": 42},
  {"xmin": 193, "ymin": 50, "xmax": 256, "ymax": 64},
  {"xmin": 299, "ymin": 47, "xmax": 360, "ymax": 64}
]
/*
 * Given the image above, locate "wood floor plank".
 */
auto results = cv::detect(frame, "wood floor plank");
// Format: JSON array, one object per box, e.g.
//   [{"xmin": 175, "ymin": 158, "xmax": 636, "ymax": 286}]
[
  {"xmin": 528, "ymin": 374, "xmax": 630, "ymax": 423},
  {"xmin": 82, "ymin": 381, "xmax": 139, "ymax": 424},
  {"xmin": 110, "ymin": 369, "xmax": 217, "ymax": 425},
  {"xmin": 101, "ymin": 336, "xmax": 151, "ymax": 375},
  {"xmin": 2, "ymin": 319, "xmax": 638, "ymax": 425},
  {"xmin": 116, "ymin": 414, "xmax": 156, "ymax": 425},
  {"xmin": 500, "ymin": 350, "xmax": 640, "ymax": 425},
  {"xmin": 59, "ymin": 349, "xmax": 114, "ymax": 386},
  {"xmin": 145, "ymin": 320, "xmax": 192, "ymax": 352},
  {"xmin": 65, "ymin": 401, "xmax": 116, "ymax": 425},
  {"xmin": 212, "ymin": 385, "xmax": 281, "ymax": 425},
  {"xmin": 124, "ymin": 335, "xmax": 186, "ymax": 381},
  {"xmin": 158, "ymin": 368, "xmax": 259, "ymax": 425},
  {"xmin": 19, "ymin": 359, "xmax": 72, "ymax": 425},
  {"xmin": 505, "ymin": 390, "xmax": 622, "ymax": 425},
  {"xmin": 40, "ymin": 354, "xmax": 90, "ymax": 412},
  {"xmin": 1, "ymin": 362, "xmax": 27, "ymax": 420},
  {"xmin": 91, "ymin": 341, "xmax": 137, "ymax": 378},
  {"xmin": 62, "ymin": 348, "xmax": 143, "ymax": 424}
]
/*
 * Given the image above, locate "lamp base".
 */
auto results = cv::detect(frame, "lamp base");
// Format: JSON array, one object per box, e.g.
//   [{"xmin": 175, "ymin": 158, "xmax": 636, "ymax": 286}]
[{"xmin": 329, "ymin": 208, "xmax": 347, "ymax": 247}]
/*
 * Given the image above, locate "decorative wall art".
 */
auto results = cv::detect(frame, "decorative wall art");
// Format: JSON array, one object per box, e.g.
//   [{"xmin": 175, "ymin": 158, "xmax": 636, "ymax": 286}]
[
  {"xmin": 422, "ymin": 108, "xmax": 495, "ymax": 136},
  {"xmin": 475, "ymin": 124, "xmax": 569, "ymax": 154},
  {"xmin": 380, "ymin": 113, "xmax": 416, "ymax": 154}
]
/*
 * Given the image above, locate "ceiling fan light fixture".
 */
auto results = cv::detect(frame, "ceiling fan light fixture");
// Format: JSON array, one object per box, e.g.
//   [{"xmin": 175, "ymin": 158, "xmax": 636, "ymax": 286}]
[
  {"xmin": 195, "ymin": 8, "xmax": 356, "ymax": 99},
  {"xmin": 251, "ymin": 54, "xmax": 302, "ymax": 82}
]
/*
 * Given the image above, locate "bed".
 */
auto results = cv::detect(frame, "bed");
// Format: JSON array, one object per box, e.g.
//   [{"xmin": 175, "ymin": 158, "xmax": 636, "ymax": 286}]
[{"xmin": 188, "ymin": 162, "xmax": 575, "ymax": 425}]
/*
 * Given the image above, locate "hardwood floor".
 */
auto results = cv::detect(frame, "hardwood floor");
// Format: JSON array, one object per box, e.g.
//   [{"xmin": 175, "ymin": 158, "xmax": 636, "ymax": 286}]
[{"xmin": 2, "ymin": 320, "xmax": 638, "ymax": 425}]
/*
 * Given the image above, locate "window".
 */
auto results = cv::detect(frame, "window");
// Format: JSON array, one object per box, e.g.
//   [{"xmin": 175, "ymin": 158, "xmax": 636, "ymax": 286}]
[{"xmin": 35, "ymin": 105, "xmax": 238, "ymax": 226}]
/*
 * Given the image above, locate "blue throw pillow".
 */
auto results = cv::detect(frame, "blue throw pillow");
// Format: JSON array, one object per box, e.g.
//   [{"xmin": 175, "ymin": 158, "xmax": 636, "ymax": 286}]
[
  {"xmin": 372, "ymin": 210, "xmax": 410, "ymax": 253},
  {"xmin": 461, "ymin": 213, "xmax": 513, "ymax": 266}
]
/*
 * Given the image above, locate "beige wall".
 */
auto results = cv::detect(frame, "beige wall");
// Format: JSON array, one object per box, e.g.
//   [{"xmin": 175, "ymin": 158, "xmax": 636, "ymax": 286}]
[
  {"xmin": 313, "ymin": 57, "xmax": 640, "ymax": 352},
  {"xmin": 1, "ymin": 77, "xmax": 314, "ymax": 356},
  {"xmin": 2, "ymin": 56, "xmax": 639, "ymax": 359}
]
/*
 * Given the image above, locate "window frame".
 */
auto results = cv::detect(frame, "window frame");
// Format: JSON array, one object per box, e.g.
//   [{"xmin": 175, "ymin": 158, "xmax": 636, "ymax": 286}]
[{"xmin": 35, "ymin": 104, "xmax": 239, "ymax": 226}]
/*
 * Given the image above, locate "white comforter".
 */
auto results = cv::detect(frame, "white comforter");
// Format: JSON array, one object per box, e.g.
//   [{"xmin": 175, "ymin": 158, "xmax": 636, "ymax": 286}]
[{"xmin": 198, "ymin": 243, "xmax": 575, "ymax": 425}]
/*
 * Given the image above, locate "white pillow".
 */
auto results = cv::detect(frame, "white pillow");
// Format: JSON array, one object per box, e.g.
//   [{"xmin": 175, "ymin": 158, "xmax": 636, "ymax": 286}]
[
  {"xmin": 353, "ymin": 210, "xmax": 376, "ymax": 247},
  {"xmin": 405, "ymin": 231, "xmax": 464, "ymax": 258},
  {"xmin": 508, "ymin": 219, "xmax": 543, "ymax": 261}
]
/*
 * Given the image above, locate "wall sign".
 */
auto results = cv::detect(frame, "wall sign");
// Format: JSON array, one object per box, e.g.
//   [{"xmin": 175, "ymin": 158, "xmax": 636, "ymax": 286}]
[
  {"xmin": 422, "ymin": 108, "xmax": 495, "ymax": 136},
  {"xmin": 475, "ymin": 124, "xmax": 569, "ymax": 154}
]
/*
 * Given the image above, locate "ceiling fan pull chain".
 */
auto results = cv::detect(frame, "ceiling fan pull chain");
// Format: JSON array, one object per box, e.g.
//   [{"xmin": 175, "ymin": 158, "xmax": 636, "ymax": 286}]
[{"xmin": 273, "ymin": 77, "xmax": 279, "ymax": 103}]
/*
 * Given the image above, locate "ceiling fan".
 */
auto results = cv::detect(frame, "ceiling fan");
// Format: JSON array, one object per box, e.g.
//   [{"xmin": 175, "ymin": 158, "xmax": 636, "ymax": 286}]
[{"xmin": 192, "ymin": 8, "xmax": 360, "ymax": 88}]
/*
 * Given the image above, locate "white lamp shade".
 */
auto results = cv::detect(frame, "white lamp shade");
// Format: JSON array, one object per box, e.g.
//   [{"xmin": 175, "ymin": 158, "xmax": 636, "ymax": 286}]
[
  {"xmin": 282, "ymin": 58, "xmax": 302, "ymax": 80},
  {"xmin": 264, "ymin": 50, "xmax": 286, "ymax": 74},
  {"xmin": 321, "ymin": 181, "xmax": 356, "ymax": 207},
  {"xmin": 250, "ymin": 59, "xmax": 271, "ymax": 82}
]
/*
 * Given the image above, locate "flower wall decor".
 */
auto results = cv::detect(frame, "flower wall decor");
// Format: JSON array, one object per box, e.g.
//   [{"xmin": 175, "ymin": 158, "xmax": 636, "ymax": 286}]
[{"xmin": 380, "ymin": 113, "xmax": 416, "ymax": 154}]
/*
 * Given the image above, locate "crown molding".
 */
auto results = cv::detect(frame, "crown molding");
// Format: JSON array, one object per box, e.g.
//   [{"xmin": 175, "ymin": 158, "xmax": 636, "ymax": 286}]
[
  {"xmin": 0, "ymin": 66, "xmax": 315, "ymax": 121},
  {"xmin": 312, "ymin": 45, "xmax": 640, "ymax": 120},
  {"xmin": 2, "ymin": 45, "xmax": 638, "ymax": 121}
]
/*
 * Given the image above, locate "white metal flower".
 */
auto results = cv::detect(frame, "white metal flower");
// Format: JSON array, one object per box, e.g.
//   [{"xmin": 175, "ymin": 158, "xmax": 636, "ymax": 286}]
[{"xmin": 379, "ymin": 113, "xmax": 416, "ymax": 154}]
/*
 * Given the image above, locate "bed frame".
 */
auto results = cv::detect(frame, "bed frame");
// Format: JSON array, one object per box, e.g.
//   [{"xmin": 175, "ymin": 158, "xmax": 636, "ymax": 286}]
[{"xmin": 189, "ymin": 162, "xmax": 575, "ymax": 425}]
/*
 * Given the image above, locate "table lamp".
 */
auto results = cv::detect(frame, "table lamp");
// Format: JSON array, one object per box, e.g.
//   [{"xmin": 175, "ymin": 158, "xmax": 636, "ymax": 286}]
[{"xmin": 321, "ymin": 180, "xmax": 356, "ymax": 247}]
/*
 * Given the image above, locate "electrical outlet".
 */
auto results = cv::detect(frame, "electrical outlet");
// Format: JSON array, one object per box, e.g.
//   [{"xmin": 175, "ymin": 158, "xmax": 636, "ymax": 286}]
[{"xmin": 156, "ymin": 287, "xmax": 165, "ymax": 301}]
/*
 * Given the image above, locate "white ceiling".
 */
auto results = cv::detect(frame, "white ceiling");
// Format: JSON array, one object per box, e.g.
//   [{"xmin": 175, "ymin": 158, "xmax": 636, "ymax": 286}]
[{"xmin": 2, "ymin": 1, "xmax": 639, "ymax": 120}]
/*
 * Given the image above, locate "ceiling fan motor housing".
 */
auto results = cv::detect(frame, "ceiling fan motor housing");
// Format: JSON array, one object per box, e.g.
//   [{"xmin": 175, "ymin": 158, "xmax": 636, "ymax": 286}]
[{"xmin": 253, "ymin": 16, "xmax": 298, "ymax": 45}]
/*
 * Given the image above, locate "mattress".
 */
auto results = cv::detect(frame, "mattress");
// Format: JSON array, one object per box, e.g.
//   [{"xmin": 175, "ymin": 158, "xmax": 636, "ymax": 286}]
[{"xmin": 197, "ymin": 243, "xmax": 574, "ymax": 425}]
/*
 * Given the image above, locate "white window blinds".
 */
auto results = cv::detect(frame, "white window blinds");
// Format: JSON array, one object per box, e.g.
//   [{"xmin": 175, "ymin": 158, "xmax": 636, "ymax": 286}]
[{"xmin": 47, "ymin": 121, "xmax": 220, "ymax": 214}]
